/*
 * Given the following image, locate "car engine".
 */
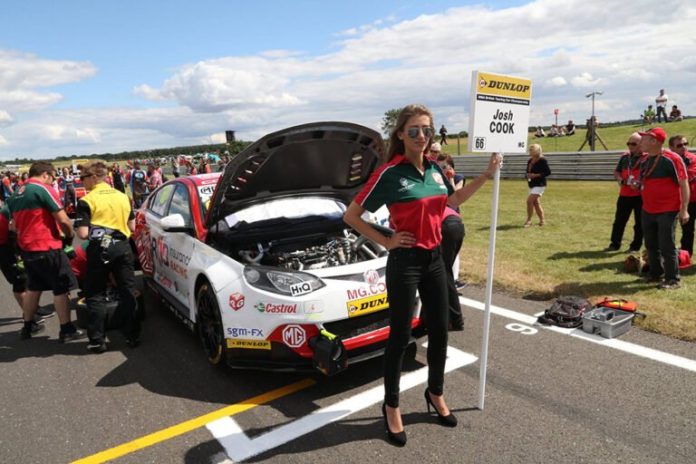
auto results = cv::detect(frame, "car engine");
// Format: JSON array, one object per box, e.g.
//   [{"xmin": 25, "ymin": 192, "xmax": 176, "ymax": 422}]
[{"xmin": 237, "ymin": 230, "xmax": 386, "ymax": 271}]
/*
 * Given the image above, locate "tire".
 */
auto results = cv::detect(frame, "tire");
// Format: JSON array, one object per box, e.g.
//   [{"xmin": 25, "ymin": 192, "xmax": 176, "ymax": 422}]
[{"xmin": 196, "ymin": 282, "xmax": 226, "ymax": 365}]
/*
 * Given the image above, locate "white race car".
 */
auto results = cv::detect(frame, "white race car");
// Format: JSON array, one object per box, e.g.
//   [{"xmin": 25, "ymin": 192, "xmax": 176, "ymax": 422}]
[{"xmin": 134, "ymin": 122, "xmax": 424, "ymax": 374}]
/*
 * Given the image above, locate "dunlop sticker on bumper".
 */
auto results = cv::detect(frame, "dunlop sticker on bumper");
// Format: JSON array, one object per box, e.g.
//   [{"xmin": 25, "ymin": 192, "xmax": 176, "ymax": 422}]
[
  {"xmin": 346, "ymin": 292, "xmax": 388, "ymax": 318},
  {"xmin": 227, "ymin": 339, "xmax": 272, "ymax": 350}
]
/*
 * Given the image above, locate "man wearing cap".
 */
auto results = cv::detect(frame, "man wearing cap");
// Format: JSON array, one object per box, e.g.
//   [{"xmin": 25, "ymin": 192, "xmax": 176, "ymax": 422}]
[
  {"xmin": 605, "ymin": 133, "xmax": 645, "ymax": 252},
  {"xmin": 669, "ymin": 135, "xmax": 696, "ymax": 256},
  {"xmin": 638, "ymin": 127, "xmax": 689, "ymax": 289},
  {"xmin": 75, "ymin": 161, "xmax": 139, "ymax": 353}
]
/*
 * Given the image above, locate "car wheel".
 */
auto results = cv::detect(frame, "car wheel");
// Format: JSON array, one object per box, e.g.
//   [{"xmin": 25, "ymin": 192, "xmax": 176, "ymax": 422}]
[{"xmin": 196, "ymin": 282, "xmax": 226, "ymax": 365}]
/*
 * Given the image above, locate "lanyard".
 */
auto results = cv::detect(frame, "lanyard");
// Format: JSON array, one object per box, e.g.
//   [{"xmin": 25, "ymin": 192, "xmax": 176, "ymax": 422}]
[{"xmin": 639, "ymin": 151, "xmax": 662, "ymax": 181}]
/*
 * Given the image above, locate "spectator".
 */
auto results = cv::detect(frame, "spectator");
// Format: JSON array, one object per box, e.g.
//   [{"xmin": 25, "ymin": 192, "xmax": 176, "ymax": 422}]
[
  {"xmin": 643, "ymin": 105, "xmax": 656, "ymax": 124},
  {"xmin": 524, "ymin": 144, "xmax": 551, "ymax": 227},
  {"xmin": 605, "ymin": 133, "xmax": 644, "ymax": 252},
  {"xmin": 436, "ymin": 152, "xmax": 466, "ymax": 331},
  {"xmin": 669, "ymin": 105, "xmax": 683, "ymax": 122},
  {"xmin": 59, "ymin": 167, "xmax": 77, "ymax": 210},
  {"xmin": 128, "ymin": 160, "xmax": 148, "ymax": 209},
  {"xmin": 548, "ymin": 125, "xmax": 560, "ymax": 137},
  {"xmin": 638, "ymin": 127, "xmax": 689, "ymax": 289},
  {"xmin": 439, "ymin": 124, "xmax": 448, "ymax": 145},
  {"xmin": 171, "ymin": 157, "xmax": 181, "ymax": 178},
  {"xmin": 5, "ymin": 162, "xmax": 85, "ymax": 341},
  {"xmin": 75, "ymin": 161, "xmax": 140, "ymax": 352},
  {"xmin": 343, "ymin": 104, "xmax": 501, "ymax": 445},
  {"xmin": 565, "ymin": 120, "xmax": 576, "ymax": 136},
  {"xmin": 111, "ymin": 163, "xmax": 125, "ymax": 193},
  {"xmin": 655, "ymin": 89, "xmax": 668, "ymax": 123},
  {"xmin": 670, "ymin": 135, "xmax": 696, "ymax": 256},
  {"xmin": 534, "ymin": 126, "xmax": 546, "ymax": 138},
  {"xmin": 147, "ymin": 162, "xmax": 163, "ymax": 192}
]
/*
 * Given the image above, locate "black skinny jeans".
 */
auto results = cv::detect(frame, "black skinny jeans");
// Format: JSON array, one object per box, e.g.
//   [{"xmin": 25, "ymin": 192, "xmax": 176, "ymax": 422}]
[
  {"xmin": 85, "ymin": 240, "xmax": 140, "ymax": 343},
  {"xmin": 384, "ymin": 246, "xmax": 448, "ymax": 407},
  {"xmin": 610, "ymin": 195, "xmax": 643, "ymax": 250},
  {"xmin": 441, "ymin": 215, "xmax": 465, "ymax": 326}
]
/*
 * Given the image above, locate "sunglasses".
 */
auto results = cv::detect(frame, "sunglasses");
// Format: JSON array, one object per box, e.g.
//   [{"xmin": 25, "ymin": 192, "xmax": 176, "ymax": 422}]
[
  {"xmin": 675, "ymin": 144, "xmax": 686, "ymax": 148},
  {"xmin": 406, "ymin": 126, "xmax": 434, "ymax": 139},
  {"xmin": 626, "ymin": 142, "xmax": 638, "ymax": 146},
  {"xmin": 80, "ymin": 174, "xmax": 94, "ymax": 181}
]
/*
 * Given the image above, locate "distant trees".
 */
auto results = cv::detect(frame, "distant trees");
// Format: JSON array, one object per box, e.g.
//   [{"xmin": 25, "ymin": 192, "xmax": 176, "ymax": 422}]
[{"xmin": 381, "ymin": 108, "xmax": 402, "ymax": 137}]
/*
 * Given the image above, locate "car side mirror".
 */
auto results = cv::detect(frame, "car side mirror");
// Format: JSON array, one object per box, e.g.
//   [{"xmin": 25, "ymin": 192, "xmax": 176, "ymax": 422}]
[{"xmin": 160, "ymin": 213, "xmax": 194, "ymax": 234}]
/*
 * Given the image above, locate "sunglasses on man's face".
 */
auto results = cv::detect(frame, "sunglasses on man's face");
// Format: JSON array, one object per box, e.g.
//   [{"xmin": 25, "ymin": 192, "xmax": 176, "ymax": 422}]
[
  {"xmin": 627, "ymin": 142, "xmax": 638, "ymax": 146},
  {"xmin": 80, "ymin": 174, "xmax": 94, "ymax": 181},
  {"xmin": 406, "ymin": 126, "xmax": 434, "ymax": 139},
  {"xmin": 675, "ymin": 143, "xmax": 686, "ymax": 148}
]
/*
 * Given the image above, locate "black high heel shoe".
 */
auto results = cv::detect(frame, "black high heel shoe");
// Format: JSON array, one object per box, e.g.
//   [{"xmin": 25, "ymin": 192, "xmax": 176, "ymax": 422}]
[
  {"xmin": 424, "ymin": 388, "xmax": 458, "ymax": 427},
  {"xmin": 381, "ymin": 403, "xmax": 407, "ymax": 446}
]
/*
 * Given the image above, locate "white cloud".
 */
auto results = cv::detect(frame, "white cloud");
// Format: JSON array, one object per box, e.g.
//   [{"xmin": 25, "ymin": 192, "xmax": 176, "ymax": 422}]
[
  {"xmin": 546, "ymin": 77, "xmax": 568, "ymax": 87},
  {"xmin": 0, "ymin": 110, "xmax": 13, "ymax": 127},
  {"xmin": 3, "ymin": 0, "xmax": 696, "ymax": 158}
]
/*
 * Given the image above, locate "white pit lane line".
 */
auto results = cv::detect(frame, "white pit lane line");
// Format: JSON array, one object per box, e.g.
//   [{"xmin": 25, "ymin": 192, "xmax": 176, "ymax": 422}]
[
  {"xmin": 459, "ymin": 296, "xmax": 696, "ymax": 373},
  {"xmin": 207, "ymin": 345, "xmax": 477, "ymax": 463}
]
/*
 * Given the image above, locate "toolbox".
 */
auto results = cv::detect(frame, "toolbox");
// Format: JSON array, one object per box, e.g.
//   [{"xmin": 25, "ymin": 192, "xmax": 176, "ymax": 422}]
[{"xmin": 582, "ymin": 307, "xmax": 634, "ymax": 339}]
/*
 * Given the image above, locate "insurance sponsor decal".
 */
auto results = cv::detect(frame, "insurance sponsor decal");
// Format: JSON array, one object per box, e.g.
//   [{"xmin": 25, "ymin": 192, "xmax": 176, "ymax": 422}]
[
  {"xmin": 347, "ymin": 292, "xmax": 388, "ymax": 318},
  {"xmin": 229, "ymin": 293, "xmax": 245, "ymax": 311},
  {"xmin": 226, "ymin": 339, "xmax": 271, "ymax": 350}
]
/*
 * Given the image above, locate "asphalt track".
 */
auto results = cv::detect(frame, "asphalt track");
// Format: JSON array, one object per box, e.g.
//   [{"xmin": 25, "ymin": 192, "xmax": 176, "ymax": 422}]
[{"xmin": 1, "ymin": 278, "xmax": 695, "ymax": 464}]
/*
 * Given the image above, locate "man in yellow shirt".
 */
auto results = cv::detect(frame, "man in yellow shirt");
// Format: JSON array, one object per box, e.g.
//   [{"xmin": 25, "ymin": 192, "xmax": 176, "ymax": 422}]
[{"xmin": 74, "ymin": 161, "xmax": 139, "ymax": 353}]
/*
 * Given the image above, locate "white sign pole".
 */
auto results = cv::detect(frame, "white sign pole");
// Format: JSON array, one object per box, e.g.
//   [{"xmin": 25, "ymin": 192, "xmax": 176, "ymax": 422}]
[
  {"xmin": 468, "ymin": 70, "xmax": 531, "ymax": 410},
  {"xmin": 478, "ymin": 157, "xmax": 501, "ymax": 410}
]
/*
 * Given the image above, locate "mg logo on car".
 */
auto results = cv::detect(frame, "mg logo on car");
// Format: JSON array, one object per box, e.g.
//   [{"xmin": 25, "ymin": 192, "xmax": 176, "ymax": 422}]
[
  {"xmin": 229, "ymin": 293, "xmax": 245, "ymax": 311},
  {"xmin": 282, "ymin": 325, "xmax": 306, "ymax": 348}
]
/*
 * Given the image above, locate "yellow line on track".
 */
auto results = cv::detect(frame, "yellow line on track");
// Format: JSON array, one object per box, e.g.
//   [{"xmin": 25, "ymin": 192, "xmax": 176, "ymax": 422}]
[{"xmin": 71, "ymin": 377, "xmax": 316, "ymax": 464}]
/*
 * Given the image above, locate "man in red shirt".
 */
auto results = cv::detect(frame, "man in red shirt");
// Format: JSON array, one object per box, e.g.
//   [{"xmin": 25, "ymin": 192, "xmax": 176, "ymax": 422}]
[
  {"xmin": 669, "ymin": 135, "xmax": 696, "ymax": 256},
  {"xmin": 606, "ymin": 133, "xmax": 644, "ymax": 252},
  {"xmin": 6, "ymin": 162, "xmax": 86, "ymax": 340},
  {"xmin": 638, "ymin": 128, "xmax": 690, "ymax": 289}
]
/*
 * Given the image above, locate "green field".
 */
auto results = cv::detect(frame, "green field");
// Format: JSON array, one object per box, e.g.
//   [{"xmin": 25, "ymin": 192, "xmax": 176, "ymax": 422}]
[
  {"xmin": 443, "ymin": 118, "xmax": 696, "ymax": 155},
  {"xmin": 457, "ymin": 179, "xmax": 696, "ymax": 341}
]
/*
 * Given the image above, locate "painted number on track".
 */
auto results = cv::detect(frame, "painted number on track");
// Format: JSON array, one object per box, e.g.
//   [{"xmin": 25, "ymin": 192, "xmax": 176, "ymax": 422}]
[{"xmin": 505, "ymin": 323, "xmax": 538, "ymax": 335}]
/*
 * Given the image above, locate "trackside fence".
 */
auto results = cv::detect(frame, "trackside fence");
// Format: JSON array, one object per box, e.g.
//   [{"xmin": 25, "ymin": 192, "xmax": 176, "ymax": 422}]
[{"xmin": 453, "ymin": 151, "xmax": 624, "ymax": 181}]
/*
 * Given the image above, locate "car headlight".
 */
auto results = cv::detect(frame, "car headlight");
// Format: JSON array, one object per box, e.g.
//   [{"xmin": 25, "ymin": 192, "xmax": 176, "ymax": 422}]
[{"xmin": 243, "ymin": 265, "xmax": 325, "ymax": 296}]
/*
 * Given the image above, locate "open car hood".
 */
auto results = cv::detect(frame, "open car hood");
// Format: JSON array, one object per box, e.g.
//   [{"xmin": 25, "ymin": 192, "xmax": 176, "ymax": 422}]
[{"xmin": 207, "ymin": 121, "xmax": 384, "ymax": 227}]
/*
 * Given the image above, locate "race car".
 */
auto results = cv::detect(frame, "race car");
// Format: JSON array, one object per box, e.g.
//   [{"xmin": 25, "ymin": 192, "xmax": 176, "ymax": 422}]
[{"xmin": 133, "ymin": 122, "xmax": 424, "ymax": 374}]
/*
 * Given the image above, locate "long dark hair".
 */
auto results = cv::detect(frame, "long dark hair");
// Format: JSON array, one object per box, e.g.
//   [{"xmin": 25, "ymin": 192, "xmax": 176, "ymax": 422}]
[{"xmin": 386, "ymin": 104, "xmax": 434, "ymax": 161}]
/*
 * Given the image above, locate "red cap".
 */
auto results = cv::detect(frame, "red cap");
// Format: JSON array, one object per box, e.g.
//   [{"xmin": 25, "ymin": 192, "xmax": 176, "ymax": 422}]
[
  {"xmin": 638, "ymin": 127, "xmax": 667, "ymax": 143},
  {"xmin": 679, "ymin": 249, "xmax": 691, "ymax": 269}
]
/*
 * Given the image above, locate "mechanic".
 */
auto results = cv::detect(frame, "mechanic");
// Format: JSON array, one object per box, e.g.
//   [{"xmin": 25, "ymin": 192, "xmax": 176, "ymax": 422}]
[
  {"xmin": 344, "ymin": 104, "xmax": 500, "ymax": 446},
  {"xmin": 5, "ymin": 162, "xmax": 85, "ymax": 341},
  {"xmin": 75, "ymin": 161, "xmax": 140, "ymax": 353}
]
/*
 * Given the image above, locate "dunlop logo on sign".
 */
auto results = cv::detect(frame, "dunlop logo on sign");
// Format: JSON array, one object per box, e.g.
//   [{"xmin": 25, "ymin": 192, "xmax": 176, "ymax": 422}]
[{"xmin": 476, "ymin": 72, "xmax": 532, "ymax": 99}]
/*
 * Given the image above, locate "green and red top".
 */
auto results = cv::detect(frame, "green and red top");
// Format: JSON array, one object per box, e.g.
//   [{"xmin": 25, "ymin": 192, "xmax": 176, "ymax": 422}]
[
  {"xmin": 6, "ymin": 178, "xmax": 64, "ymax": 252},
  {"xmin": 639, "ymin": 149, "xmax": 688, "ymax": 214},
  {"xmin": 355, "ymin": 154, "xmax": 454, "ymax": 249}
]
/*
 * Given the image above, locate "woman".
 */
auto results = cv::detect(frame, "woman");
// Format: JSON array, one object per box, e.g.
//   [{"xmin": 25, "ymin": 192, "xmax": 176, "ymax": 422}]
[
  {"xmin": 343, "ymin": 104, "xmax": 500, "ymax": 446},
  {"xmin": 524, "ymin": 143, "xmax": 551, "ymax": 227},
  {"xmin": 436, "ymin": 153, "xmax": 466, "ymax": 331},
  {"xmin": 59, "ymin": 167, "xmax": 76, "ymax": 209}
]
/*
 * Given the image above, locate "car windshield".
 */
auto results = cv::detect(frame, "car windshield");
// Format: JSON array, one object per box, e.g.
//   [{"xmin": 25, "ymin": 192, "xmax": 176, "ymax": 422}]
[{"xmin": 224, "ymin": 197, "xmax": 345, "ymax": 229}]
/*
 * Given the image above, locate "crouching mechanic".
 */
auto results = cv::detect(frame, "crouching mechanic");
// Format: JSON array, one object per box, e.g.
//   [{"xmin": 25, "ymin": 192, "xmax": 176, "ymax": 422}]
[{"xmin": 75, "ymin": 161, "xmax": 140, "ymax": 353}]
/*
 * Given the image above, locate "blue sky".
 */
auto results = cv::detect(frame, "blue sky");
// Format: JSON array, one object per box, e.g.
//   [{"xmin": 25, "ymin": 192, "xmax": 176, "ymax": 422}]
[{"xmin": 0, "ymin": 0, "xmax": 694, "ymax": 158}]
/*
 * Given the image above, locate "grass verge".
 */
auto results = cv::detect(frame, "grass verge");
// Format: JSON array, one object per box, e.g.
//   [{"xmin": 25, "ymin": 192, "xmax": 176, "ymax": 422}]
[{"xmin": 459, "ymin": 179, "xmax": 696, "ymax": 342}]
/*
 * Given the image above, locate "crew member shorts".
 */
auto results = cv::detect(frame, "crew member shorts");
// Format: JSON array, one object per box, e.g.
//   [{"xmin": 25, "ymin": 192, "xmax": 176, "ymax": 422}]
[
  {"xmin": 21, "ymin": 249, "xmax": 77, "ymax": 295},
  {"xmin": 528, "ymin": 186, "xmax": 546, "ymax": 196}
]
